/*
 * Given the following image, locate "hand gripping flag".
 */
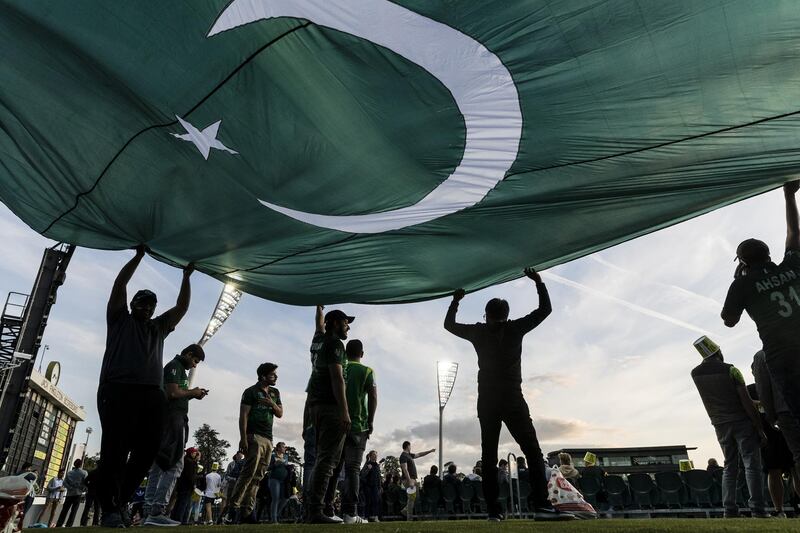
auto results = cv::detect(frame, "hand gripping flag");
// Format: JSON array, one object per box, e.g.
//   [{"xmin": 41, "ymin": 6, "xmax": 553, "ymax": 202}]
[{"xmin": 2, "ymin": 1, "xmax": 800, "ymax": 303}]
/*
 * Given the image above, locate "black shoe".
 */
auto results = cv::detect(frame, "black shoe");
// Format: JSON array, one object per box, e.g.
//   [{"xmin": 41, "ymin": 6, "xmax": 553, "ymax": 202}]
[
  {"xmin": 239, "ymin": 511, "xmax": 259, "ymax": 524},
  {"xmin": 487, "ymin": 513, "xmax": 504, "ymax": 522},
  {"xmin": 534, "ymin": 506, "xmax": 576, "ymax": 521}
]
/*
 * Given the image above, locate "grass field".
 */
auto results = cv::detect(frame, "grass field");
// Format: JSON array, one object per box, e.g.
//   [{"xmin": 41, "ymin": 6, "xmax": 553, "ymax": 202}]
[{"xmin": 35, "ymin": 519, "xmax": 800, "ymax": 532}]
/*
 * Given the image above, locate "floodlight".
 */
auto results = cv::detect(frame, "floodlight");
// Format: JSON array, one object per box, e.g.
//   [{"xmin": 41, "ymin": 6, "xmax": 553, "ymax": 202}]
[
  {"xmin": 436, "ymin": 360, "xmax": 459, "ymax": 478},
  {"xmin": 198, "ymin": 283, "xmax": 243, "ymax": 346}
]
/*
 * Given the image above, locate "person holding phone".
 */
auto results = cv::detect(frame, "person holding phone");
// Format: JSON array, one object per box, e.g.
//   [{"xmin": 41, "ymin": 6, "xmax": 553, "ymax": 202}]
[{"xmin": 143, "ymin": 344, "xmax": 209, "ymax": 526}]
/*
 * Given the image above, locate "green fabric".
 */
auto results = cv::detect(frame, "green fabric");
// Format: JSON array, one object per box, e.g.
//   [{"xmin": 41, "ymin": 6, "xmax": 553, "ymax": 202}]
[
  {"xmin": 730, "ymin": 366, "xmax": 745, "ymax": 386},
  {"xmin": 164, "ymin": 356, "xmax": 190, "ymax": 413},
  {"xmin": 306, "ymin": 335, "xmax": 346, "ymax": 405},
  {"xmin": 241, "ymin": 384, "xmax": 281, "ymax": 439},
  {"xmin": 3, "ymin": 2, "xmax": 800, "ymax": 303},
  {"xmin": 344, "ymin": 361, "xmax": 375, "ymax": 433}
]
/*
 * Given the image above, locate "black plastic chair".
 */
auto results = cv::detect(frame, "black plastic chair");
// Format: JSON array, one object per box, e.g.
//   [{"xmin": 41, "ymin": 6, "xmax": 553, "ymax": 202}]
[
  {"xmin": 683, "ymin": 470, "xmax": 713, "ymax": 507},
  {"xmin": 458, "ymin": 480, "xmax": 475, "ymax": 516},
  {"xmin": 517, "ymin": 480, "xmax": 531, "ymax": 513},
  {"xmin": 710, "ymin": 468, "xmax": 723, "ymax": 506},
  {"xmin": 497, "ymin": 481, "xmax": 510, "ymax": 514},
  {"xmin": 655, "ymin": 472, "xmax": 683, "ymax": 508},
  {"xmin": 577, "ymin": 475, "xmax": 602, "ymax": 508},
  {"xmin": 423, "ymin": 486, "xmax": 442, "ymax": 519},
  {"xmin": 604, "ymin": 475, "xmax": 628, "ymax": 509},
  {"xmin": 627, "ymin": 473, "xmax": 655, "ymax": 509},
  {"xmin": 441, "ymin": 483, "xmax": 458, "ymax": 515},
  {"xmin": 473, "ymin": 480, "xmax": 487, "ymax": 513}
]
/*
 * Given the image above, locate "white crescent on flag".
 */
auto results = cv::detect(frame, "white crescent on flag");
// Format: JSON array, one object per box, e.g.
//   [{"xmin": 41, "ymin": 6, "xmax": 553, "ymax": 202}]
[{"xmin": 208, "ymin": 0, "xmax": 522, "ymax": 234}]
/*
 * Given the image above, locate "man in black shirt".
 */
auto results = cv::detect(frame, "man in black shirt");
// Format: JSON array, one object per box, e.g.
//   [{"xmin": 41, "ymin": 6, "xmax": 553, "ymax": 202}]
[
  {"xmin": 722, "ymin": 180, "xmax": 800, "ymax": 421},
  {"xmin": 305, "ymin": 309, "xmax": 354, "ymax": 524},
  {"xmin": 97, "ymin": 245, "xmax": 193, "ymax": 528},
  {"xmin": 445, "ymin": 267, "xmax": 569, "ymax": 521}
]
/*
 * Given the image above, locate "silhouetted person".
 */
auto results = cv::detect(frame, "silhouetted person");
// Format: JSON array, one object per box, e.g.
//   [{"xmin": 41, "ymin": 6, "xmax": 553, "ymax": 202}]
[
  {"xmin": 445, "ymin": 267, "xmax": 568, "ymax": 521},
  {"xmin": 722, "ymin": 180, "xmax": 800, "ymax": 421},
  {"xmin": 305, "ymin": 310, "xmax": 354, "ymax": 524},
  {"xmin": 97, "ymin": 245, "xmax": 193, "ymax": 527},
  {"xmin": 57, "ymin": 459, "xmax": 87, "ymax": 527},
  {"xmin": 691, "ymin": 336, "xmax": 768, "ymax": 518}
]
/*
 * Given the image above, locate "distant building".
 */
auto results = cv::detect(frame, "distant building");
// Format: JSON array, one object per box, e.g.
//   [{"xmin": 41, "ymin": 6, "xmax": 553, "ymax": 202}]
[
  {"xmin": 3, "ymin": 362, "xmax": 85, "ymax": 481},
  {"xmin": 547, "ymin": 445, "xmax": 696, "ymax": 475}
]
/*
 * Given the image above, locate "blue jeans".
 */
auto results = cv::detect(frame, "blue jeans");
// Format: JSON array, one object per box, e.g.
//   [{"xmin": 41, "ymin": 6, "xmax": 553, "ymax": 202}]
[
  {"xmin": 143, "ymin": 458, "xmax": 184, "ymax": 516},
  {"xmin": 268, "ymin": 478, "xmax": 286, "ymax": 522},
  {"xmin": 714, "ymin": 419, "xmax": 766, "ymax": 515}
]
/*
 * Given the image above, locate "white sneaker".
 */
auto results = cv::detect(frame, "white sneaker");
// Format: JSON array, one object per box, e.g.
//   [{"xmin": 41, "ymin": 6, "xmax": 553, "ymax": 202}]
[
  {"xmin": 329, "ymin": 514, "xmax": 344, "ymax": 523},
  {"xmin": 143, "ymin": 514, "xmax": 181, "ymax": 527},
  {"xmin": 343, "ymin": 514, "xmax": 366, "ymax": 524}
]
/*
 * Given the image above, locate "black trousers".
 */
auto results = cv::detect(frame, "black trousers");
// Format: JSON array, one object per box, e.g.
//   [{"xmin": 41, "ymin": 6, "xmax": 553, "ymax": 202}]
[
  {"xmin": 477, "ymin": 391, "xmax": 548, "ymax": 515},
  {"xmin": 307, "ymin": 403, "xmax": 347, "ymax": 514},
  {"xmin": 97, "ymin": 383, "xmax": 166, "ymax": 513},
  {"xmin": 80, "ymin": 492, "xmax": 101, "ymax": 526},
  {"xmin": 56, "ymin": 495, "xmax": 81, "ymax": 527},
  {"xmin": 765, "ymin": 349, "xmax": 800, "ymax": 422}
]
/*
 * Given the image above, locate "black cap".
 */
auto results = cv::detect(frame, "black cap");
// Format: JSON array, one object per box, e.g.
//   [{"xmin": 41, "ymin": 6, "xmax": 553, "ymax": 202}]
[
  {"xmin": 131, "ymin": 289, "xmax": 157, "ymax": 306},
  {"xmin": 324, "ymin": 309, "xmax": 355, "ymax": 324}
]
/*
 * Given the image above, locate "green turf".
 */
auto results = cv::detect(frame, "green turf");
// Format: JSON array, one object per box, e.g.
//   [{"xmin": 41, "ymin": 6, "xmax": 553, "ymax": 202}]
[{"xmin": 31, "ymin": 519, "xmax": 800, "ymax": 532}]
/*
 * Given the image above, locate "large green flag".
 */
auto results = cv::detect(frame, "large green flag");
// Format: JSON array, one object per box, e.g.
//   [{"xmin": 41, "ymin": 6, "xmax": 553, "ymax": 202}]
[{"xmin": 2, "ymin": 1, "xmax": 800, "ymax": 304}]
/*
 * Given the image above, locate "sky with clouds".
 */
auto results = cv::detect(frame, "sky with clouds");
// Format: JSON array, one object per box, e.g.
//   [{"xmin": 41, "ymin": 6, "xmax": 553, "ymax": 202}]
[{"xmin": 0, "ymin": 187, "xmax": 788, "ymax": 473}]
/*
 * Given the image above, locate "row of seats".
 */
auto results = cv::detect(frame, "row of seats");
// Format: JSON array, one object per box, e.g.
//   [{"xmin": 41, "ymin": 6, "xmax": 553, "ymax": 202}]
[{"xmin": 575, "ymin": 468, "xmax": 796, "ymax": 510}]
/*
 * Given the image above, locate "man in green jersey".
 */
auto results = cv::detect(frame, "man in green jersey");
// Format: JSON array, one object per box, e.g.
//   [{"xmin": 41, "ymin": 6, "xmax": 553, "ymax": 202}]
[
  {"xmin": 143, "ymin": 344, "xmax": 208, "ymax": 526},
  {"xmin": 323, "ymin": 339, "xmax": 377, "ymax": 524},
  {"xmin": 306, "ymin": 309, "xmax": 354, "ymax": 524},
  {"xmin": 229, "ymin": 362, "xmax": 283, "ymax": 523}
]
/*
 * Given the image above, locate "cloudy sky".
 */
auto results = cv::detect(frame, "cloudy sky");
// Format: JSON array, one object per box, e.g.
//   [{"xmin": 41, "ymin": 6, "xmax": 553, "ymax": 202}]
[{"xmin": 0, "ymin": 187, "xmax": 786, "ymax": 473}]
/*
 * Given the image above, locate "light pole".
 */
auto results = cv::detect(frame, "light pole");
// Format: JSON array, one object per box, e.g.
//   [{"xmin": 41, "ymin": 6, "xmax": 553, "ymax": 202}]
[
  {"xmin": 436, "ymin": 361, "xmax": 458, "ymax": 479},
  {"xmin": 82, "ymin": 427, "xmax": 93, "ymax": 461}
]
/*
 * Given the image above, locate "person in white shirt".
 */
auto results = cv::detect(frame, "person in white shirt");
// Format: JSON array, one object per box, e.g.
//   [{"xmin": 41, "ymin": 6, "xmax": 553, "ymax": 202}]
[{"xmin": 203, "ymin": 463, "xmax": 222, "ymax": 525}]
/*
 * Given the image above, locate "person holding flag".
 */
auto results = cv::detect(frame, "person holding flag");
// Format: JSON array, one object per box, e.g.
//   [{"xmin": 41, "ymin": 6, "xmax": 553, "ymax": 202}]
[{"xmin": 445, "ymin": 267, "xmax": 570, "ymax": 521}]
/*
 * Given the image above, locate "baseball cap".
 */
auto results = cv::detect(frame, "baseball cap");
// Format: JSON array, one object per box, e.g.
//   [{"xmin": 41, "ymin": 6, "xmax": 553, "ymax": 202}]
[
  {"xmin": 131, "ymin": 289, "xmax": 157, "ymax": 306},
  {"xmin": 324, "ymin": 309, "xmax": 355, "ymax": 324}
]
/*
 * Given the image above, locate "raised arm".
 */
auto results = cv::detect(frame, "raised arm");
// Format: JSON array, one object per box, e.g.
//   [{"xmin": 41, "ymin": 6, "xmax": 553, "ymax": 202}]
[
  {"xmin": 517, "ymin": 267, "xmax": 552, "ymax": 333},
  {"xmin": 161, "ymin": 264, "xmax": 194, "ymax": 330},
  {"xmin": 315, "ymin": 305, "xmax": 325, "ymax": 334},
  {"xmin": 785, "ymin": 180, "xmax": 800, "ymax": 251},
  {"xmin": 414, "ymin": 448, "xmax": 436, "ymax": 459},
  {"xmin": 444, "ymin": 289, "xmax": 475, "ymax": 340},
  {"xmin": 107, "ymin": 246, "xmax": 145, "ymax": 323}
]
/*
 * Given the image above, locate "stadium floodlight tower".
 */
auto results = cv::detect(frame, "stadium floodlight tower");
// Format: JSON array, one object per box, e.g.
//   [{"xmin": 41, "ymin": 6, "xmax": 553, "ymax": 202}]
[
  {"xmin": 188, "ymin": 283, "xmax": 243, "ymax": 385},
  {"xmin": 437, "ymin": 360, "xmax": 459, "ymax": 479}
]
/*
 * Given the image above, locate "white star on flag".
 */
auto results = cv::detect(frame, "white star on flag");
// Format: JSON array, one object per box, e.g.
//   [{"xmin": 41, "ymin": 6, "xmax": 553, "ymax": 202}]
[{"xmin": 171, "ymin": 115, "xmax": 238, "ymax": 160}]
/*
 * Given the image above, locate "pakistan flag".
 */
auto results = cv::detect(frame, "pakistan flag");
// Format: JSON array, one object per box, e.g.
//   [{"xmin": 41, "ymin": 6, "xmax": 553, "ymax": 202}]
[{"xmin": 2, "ymin": 0, "xmax": 800, "ymax": 304}]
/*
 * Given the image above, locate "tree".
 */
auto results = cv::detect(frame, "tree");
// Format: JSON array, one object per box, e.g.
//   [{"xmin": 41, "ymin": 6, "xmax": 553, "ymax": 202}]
[
  {"xmin": 83, "ymin": 453, "xmax": 100, "ymax": 471},
  {"xmin": 284, "ymin": 445, "xmax": 301, "ymax": 465},
  {"xmin": 193, "ymin": 423, "xmax": 230, "ymax": 473},
  {"xmin": 381, "ymin": 455, "xmax": 400, "ymax": 481}
]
